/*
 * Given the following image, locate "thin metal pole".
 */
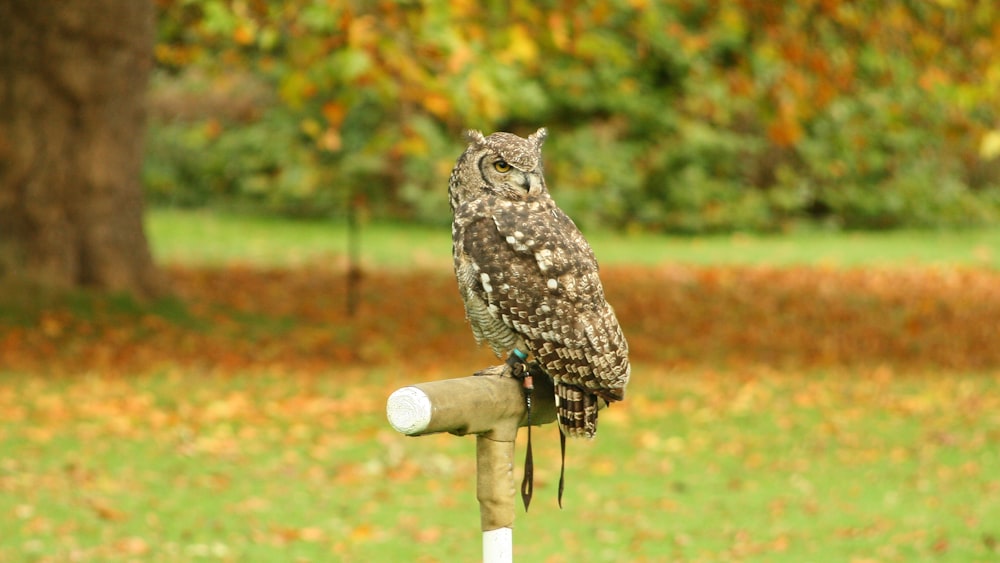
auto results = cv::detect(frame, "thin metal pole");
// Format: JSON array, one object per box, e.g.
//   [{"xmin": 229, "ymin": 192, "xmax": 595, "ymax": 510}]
[{"xmin": 345, "ymin": 191, "xmax": 361, "ymax": 317}]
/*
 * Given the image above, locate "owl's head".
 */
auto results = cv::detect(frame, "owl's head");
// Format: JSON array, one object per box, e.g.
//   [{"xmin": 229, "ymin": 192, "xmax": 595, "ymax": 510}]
[{"xmin": 449, "ymin": 127, "xmax": 548, "ymax": 210}]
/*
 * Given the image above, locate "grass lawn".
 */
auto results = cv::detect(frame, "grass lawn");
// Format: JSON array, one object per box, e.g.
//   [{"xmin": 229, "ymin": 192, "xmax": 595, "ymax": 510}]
[
  {"xmin": 2, "ymin": 367, "xmax": 998, "ymax": 561},
  {"xmin": 3, "ymin": 209, "xmax": 999, "ymax": 561},
  {"xmin": 147, "ymin": 208, "xmax": 1000, "ymax": 269}
]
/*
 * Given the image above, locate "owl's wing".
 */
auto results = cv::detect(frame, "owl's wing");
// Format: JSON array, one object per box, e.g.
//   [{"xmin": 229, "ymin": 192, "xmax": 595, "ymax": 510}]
[
  {"xmin": 490, "ymin": 202, "xmax": 599, "ymax": 283},
  {"xmin": 461, "ymin": 201, "xmax": 629, "ymax": 399}
]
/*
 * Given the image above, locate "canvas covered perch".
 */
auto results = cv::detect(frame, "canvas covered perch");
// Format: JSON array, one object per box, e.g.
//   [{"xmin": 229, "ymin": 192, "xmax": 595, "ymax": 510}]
[{"xmin": 386, "ymin": 367, "xmax": 559, "ymax": 562}]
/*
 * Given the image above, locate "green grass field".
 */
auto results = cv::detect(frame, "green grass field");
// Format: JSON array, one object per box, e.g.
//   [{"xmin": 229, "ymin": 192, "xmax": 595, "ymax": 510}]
[
  {"xmin": 3, "ymin": 369, "xmax": 998, "ymax": 561},
  {"xmin": 3, "ymin": 210, "xmax": 999, "ymax": 561},
  {"xmin": 147, "ymin": 208, "xmax": 1000, "ymax": 269}
]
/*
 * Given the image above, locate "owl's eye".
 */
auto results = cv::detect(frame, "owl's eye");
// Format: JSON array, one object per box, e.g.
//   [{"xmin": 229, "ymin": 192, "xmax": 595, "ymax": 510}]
[{"xmin": 493, "ymin": 160, "xmax": 511, "ymax": 173}]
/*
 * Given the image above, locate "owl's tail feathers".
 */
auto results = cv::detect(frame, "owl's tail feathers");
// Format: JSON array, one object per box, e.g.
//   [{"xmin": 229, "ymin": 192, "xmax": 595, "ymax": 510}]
[
  {"xmin": 553, "ymin": 383, "xmax": 598, "ymax": 509},
  {"xmin": 555, "ymin": 383, "xmax": 599, "ymax": 439},
  {"xmin": 554, "ymin": 384, "xmax": 622, "ymax": 507}
]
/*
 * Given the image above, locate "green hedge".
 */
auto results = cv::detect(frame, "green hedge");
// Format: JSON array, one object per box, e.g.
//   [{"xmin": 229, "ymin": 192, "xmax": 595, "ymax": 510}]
[{"xmin": 146, "ymin": 0, "xmax": 1000, "ymax": 232}]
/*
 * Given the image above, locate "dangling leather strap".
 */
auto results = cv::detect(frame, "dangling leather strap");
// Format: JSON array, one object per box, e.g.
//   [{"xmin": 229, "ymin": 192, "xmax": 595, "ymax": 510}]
[
  {"xmin": 557, "ymin": 428, "xmax": 566, "ymax": 508},
  {"xmin": 520, "ymin": 374, "xmax": 534, "ymax": 511},
  {"xmin": 507, "ymin": 350, "xmax": 535, "ymax": 512}
]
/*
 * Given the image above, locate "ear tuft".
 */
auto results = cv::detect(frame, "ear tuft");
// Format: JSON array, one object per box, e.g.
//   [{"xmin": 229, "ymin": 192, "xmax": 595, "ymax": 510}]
[
  {"xmin": 466, "ymin": 129, "xmax": 486, "ymax": 145},
  {"xmin": 529, "ymin": 127, "xmax": 548, "ymax": 147}
]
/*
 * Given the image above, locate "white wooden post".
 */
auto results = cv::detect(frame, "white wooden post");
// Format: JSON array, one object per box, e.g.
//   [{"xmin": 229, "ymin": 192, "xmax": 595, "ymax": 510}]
[{"xmin": 386, "ymin": 367, "xmax": 557, "ymax": 562}]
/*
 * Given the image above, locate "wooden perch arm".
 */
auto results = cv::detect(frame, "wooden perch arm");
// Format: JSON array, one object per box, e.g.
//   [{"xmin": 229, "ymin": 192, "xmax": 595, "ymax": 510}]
[
  {"xmin": 386, "ymin": 366, "xmax": 557, "ymax": 562},
  {"xmin": 386, "ymin": 366, "xmax": 602, "ymax": 562},
  {"xmin": 386, "ymin": 366, "xmax": 557, "ymax": 441}
]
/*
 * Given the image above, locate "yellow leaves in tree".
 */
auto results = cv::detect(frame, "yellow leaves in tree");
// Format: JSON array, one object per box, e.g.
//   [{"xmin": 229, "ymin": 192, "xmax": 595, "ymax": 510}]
[
  {"xmin": 466, "ymin": 69, "xmax": 504, "ymax": 124},
  {"xmin": 445, "ymin": 40, "xmax": 475, "ymax": 74},
  {"xmin": 768, "ymin": 102, "xmax": 803, "ymax": 147},
  {"xmin": 320, "ymin": 101, "xmax": 346, "ymax": 152},
  {"xmin": 547, "ymin": 13, "xmax": 570, "ymax": 51},
  {"xmin": 233, "ymin": 23, "xmax": 255, "ymax": 46},
  {"xmin": 154, "ymin": 43, "xmax": 198, "ymax": 67},
  {"xmin": 499, "ymin": 24, "xmax": 538, "ymax": 66},
  {"xmin": 979, "ymin": 130, "xmax": 1000, "ymax": 160},
  {"xmin": 347, "ymin": 14, "xmax": 378, "ymax": 50},
  {"xmin": 919, "ymin": 66, "xmax": 951, "ymax": 92},
  {"xmin": 279, "ymin": 71, "xmax": 316, "ymax": 108},
  {"xmin": 421, "ymin": 92, "xmax": 452, "ymax": 120}
]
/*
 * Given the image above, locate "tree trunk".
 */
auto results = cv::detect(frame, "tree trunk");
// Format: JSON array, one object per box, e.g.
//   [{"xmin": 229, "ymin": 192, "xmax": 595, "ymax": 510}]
[{"xmin": 0, "ymin": 0, "xmax": 166, "ymax": 298}]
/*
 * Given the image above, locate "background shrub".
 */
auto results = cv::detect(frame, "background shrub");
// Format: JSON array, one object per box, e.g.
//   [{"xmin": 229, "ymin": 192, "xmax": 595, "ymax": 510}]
[{"xmin": 147, "ymin": 0, "xmax": 1000, "ymax": 232}]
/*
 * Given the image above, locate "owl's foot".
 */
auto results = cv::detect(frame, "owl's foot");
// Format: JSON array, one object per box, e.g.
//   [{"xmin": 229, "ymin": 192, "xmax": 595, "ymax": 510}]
[
  {"xmin": 505, "ymin": 348, "xmax": 530, "ymax": 379},
  {"xmin": 473, "ymin": 350, "xmax": 533, "ymax": 379},
  {"xmin": 472, "ymin": 365, "xmax": 507, "ymax": 377}
]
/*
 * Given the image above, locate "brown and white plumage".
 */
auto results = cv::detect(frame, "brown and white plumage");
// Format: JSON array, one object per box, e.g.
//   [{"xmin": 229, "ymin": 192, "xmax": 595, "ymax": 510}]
[{"xmin": 449, "ymin": 127, "xmax": 630, "ymax": 439}]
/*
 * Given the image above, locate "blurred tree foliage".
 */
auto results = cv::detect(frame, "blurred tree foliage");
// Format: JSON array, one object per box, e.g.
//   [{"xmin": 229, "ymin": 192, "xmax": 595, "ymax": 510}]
[{"xmin": 148, "ymin": 0, "xmax": 1000, "ymax": 232}]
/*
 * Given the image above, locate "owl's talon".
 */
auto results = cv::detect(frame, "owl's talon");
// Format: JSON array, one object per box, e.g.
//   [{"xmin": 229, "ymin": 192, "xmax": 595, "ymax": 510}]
[
  {"xmin": 472, "ymin": 365, "xmax": 507, "ymax": 378},
  {"xmin": 505, "ymin": 350, "xmax": 530, "ymax": 380}
]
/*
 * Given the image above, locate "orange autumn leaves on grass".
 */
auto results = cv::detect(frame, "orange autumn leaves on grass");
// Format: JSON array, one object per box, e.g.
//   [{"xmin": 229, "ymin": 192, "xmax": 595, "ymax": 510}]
[
  {"xmin": 608, "ymin": 265, "xmax": 1000, "ymax": 370},
  {"xmin": 2, "ymin": 264, "xmax": 999, "ymax": 376}
]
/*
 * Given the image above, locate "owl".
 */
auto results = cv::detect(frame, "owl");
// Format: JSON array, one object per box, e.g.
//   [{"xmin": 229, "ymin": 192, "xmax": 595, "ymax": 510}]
[{"xmin": 449, "ymin": 127, "xmax": 630, "ymax": 439}]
